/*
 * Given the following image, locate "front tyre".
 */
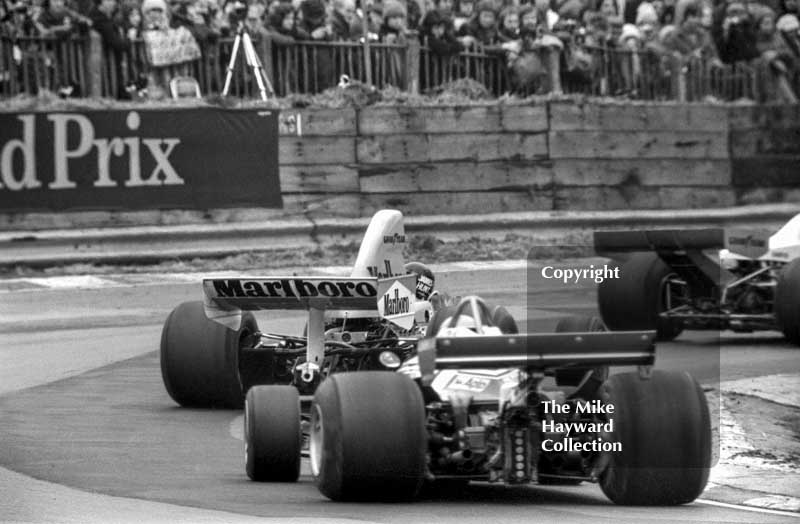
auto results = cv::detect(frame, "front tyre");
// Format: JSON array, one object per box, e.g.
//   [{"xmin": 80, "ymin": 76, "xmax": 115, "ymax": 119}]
[
  {"xmin": 160, "ymin": 301, "xmax": 256, "ymax": 408},
  {"xmin": 245, "ymin": 385, "xmax": 301, "ymax": 482},
  {"xmin": 775, "ymin": 258, "xmax": 800, "ymax": 346},
  {"xmin": 310, "ymin": 372, "xmax": 426, "ymax": 501},
  {"xmin": 599, "ymin": 370, "xmax": 711, "ymax": 505}
]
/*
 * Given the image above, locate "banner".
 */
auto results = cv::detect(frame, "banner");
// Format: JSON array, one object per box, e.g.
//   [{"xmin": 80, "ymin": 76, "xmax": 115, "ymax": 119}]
[
  {"xmin": 142, "ymin": 26, "xmax": 202, "ymax": 67},
  {"xmin": 0, "ymin": 108, "xmax": 282, "ymax": 211}
]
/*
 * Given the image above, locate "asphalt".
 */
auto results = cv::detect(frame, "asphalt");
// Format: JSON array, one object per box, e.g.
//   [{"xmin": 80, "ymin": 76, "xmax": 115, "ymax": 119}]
[
  {"xmin": 2, "ymin": 267, "xmax": 799, "ymax": 523},
  {"xmin": 1, "ymin": 203, "xmax": 798, "ymax": 267}
]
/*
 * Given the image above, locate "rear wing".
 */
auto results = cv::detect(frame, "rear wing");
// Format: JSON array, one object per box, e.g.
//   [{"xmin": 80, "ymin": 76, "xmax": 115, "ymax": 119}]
[
  {"xmin": 204, "ymin": 274, "xmax": 418, "ymax": 380},
  {"xmin": 203, "ymin": 275, "xmax": 417, "ymax": 330},
  {"xmin": 417, "ymin": 331, "xmax": 655, "ymax": 384},
  {"xmin": 594, "ymin": 228, "xmax": 771, "ymax": 259}
]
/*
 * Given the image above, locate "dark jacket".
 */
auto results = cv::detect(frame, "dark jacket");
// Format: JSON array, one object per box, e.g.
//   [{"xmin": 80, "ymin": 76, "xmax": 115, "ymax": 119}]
[
  {"xmin": 89, "ymin": 7, "xmax": 127, "ymax": 53},
  {"xmin": 712, "ymin": 5, "xmax": 760, "ymax": 63},
  {"xmin": 458, "ymin": 16, "xmax": 498, "ymax": 45},
  {"xmin": 329, "ymin": 9, "xmax": 360, "ymax": 41},
  {"xmin": 420, "ymin": 10, "xmax": 462, "ymax": 55}
]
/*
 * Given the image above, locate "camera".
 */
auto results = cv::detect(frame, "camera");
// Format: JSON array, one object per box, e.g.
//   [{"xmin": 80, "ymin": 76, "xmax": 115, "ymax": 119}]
[{"xmin": 227, "ymin": 0, "xmax": 248, "ymax": 22}]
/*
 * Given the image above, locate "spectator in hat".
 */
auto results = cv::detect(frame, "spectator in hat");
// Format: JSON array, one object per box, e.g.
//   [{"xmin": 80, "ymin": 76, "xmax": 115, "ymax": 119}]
[
  {"xmin": 755, "ymin": 6, "xmax": 785, "ymax": 51},
  {"xmin": 298, "ymin": 0, "xmax": 330, "ymax": 39},
  {"xmin": 329, "ymin": 0, "xmax": 361, "ymax": 40},
  {"xmin": 89, "ymin": 0, "xmax": 127, "ymax": 53},
  {"xmin": 167, "ymin": 0, "xmax": 193, "ymax": 29},
  {"xmin": 420, "ymin": 5, "xmax": 461, "ymax": 52},
  {"xmin": 141, "ymin": 0, "xmax": 168, "ymax": 29},
  {"xmin": 662, "ymin": 2, "xmax": 716, "ymax": 58},
  {"xmin": 459, "ymin": 0, "xmax": 499, "ymax": 45},
  {"xmin": 635, "ymin": 2, "xmax": 659, "ymax": 35},
  {"xmin": 433, "ymin": 0, "xmax": 455, "ymax": 17},
  {"xmin": 380, "ymin": 0, "xmax": 407, "ymax": 42},
  {"xmin": 266, "ymin": 2, "xmax": 307, "ymax": 42},
  {"xmin": 365, "ymin": 1, "xmax": 383, "ymax": 38},
  {"xmin": 712, "ymin": 0, "xmax": 760, "ymax": 63},
  {"xmin": 243, "ymin": 3, "xmax": 269, "ymax": 41},
  {"xmin": 34, "ymin": 0, "xmax": 86, "ymax": 38},
  {"xmin": 533, "ymin": 0, "xmax": 559, "ymax": 29},
  {"xmin": 754, "ymin": 5, "xmax": 795, "ymax": 64},
  {"xmin": 453, "ymin": 0, "xmax": 474, "ymax": 31},
  {"xmin": 184, "ymin": 0, "xmax": 217, "ymax": 43}
]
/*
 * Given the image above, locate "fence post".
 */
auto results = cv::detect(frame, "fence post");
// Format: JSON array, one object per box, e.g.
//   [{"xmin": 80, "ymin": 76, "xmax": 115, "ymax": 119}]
[
  {"xmin": 257, "ymin": 36, "xmax": 275, "ymax": 96},
  {"xmin": 669, "ymin": 55, "xmax": 686, "ymax": 102},
  {"xmin": 87, "ymin": 31, "xmax": 104, "ymax": 97},
  {"xmin": 86, "ymin": 30, "xmax": 103, "ymax": 97},
  {"xmin": 404, "ymin": 30, "xmax": 420, "ymax": 94}
]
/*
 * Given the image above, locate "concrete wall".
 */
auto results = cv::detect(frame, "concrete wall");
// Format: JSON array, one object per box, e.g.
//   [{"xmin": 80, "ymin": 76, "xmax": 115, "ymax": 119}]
[
  {"xmin": 2, "ymin": 101, "xmax": 798, "ymax": 230},
  {"xmin": 278, "ymin": 101, "xmax": 799, "ymax": 219}
]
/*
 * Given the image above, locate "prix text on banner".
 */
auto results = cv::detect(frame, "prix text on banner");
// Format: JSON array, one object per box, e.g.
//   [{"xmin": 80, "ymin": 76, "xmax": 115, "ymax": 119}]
[{"xmin": 0, "ymin": 108, "xmax": 281, "ymax": 211}]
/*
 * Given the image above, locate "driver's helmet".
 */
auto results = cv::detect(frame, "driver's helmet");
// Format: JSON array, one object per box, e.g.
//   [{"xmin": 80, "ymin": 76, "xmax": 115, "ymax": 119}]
[{"xmin": 404, "ymin": 261, "xmax": 435, "ymax": 301}]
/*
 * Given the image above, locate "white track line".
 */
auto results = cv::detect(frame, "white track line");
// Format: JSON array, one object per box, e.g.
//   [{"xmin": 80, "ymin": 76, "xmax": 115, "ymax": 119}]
[{"xmin": 696, "ymin": 498, "xmax": 800, "ymax": 518}]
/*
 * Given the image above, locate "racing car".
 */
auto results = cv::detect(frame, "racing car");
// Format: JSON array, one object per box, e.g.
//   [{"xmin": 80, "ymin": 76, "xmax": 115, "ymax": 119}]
[
  {"xmin": 245, "ymin": 297, "xmax": 710, "ymax": 505},
  {"xmin": 159, "ymin": 209, "xmax": 444, "ymax": 409},
  {"xmin": 593, "ymin": 213, "xmax": 800, "ymax": 344}
]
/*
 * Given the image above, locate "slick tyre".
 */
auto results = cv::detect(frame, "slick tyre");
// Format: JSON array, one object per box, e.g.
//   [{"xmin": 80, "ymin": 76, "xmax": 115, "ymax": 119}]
[
  {"xmin": 553, "ymin": 316, "xmax": 609, "ymax": 387},
  {"xmin": 597, "ymin": 253, "xmax": 684, "ymax": 341},
  {"xmin": 775, "ymin": 258, "xmax": 800, "ymax": 346},
  {"xmin": 245, "ymin": 385, "xmax": 301, "ymax": 482},
  {"xmin": 310, "ymin": 372, "xmax": 426, "ymax": 501},
  {"xmin": 490, "ymin": 305, "xmax": 519, "ymax": 334},
  {"xmin": 160, "ymin": 301, "xmax": 257, "ymax": 408},
  {"xmin": 599, "ymin": 370, "xmax": 711, "ymax": 505}
]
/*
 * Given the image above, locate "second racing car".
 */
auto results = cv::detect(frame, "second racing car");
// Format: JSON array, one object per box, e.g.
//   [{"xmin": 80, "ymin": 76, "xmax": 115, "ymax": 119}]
[{"xmin": 594, "ymin": 213, "xmax": 800, "ymax": 344}]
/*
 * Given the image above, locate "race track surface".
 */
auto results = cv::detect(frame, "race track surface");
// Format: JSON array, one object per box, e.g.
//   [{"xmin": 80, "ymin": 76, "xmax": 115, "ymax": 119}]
[{"xmin": 2, "ymin": 263, "xmax": 799, "ymax": 523}]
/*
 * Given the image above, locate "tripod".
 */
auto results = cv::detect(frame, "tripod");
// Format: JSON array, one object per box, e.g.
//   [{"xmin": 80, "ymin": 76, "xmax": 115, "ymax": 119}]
[{"xmin": 222, "ymin": 22, "xmax": 274, "ymax": 100}]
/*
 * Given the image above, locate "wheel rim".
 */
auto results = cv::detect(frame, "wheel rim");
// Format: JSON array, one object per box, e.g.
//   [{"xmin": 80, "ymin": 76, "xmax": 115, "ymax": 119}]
[{"xmin": 309, "ymin": 404, "xmax": 324, "ymax": 477}]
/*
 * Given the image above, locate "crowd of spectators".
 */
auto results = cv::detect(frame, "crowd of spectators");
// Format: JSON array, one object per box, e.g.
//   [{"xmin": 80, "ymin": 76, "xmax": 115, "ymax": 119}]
[{"xmin": 2, "ymin": 0, "xmax": 800, "ymax": 97}]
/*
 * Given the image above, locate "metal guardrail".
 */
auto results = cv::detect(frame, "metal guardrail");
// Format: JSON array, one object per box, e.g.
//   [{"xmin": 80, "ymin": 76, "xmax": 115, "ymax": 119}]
[
  {"xmin": 1, "ymin": 32, "xmax": 797, "ymax": 101},
  {"xmin": 0, "ymin": 35, "xmax": 87, "ymax": 97}
]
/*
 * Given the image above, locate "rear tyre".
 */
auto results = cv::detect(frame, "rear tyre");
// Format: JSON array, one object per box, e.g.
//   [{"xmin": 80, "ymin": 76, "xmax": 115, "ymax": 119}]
[
  {"xmin": 599, "ymin": 370, "xmax": 711, "ymax": 505},
  {"xmin": 245, "ymin": 385, "xmax": 301, "ymax": 482},
  {"xmin": 160, "ymin": 301, "xmax": 256, "ymax": 408},
  {"xmin": 597, "ymin": 253, "xmax": 684, "ymax": 341},
  {"xmin": 310, "ymin": 372, "xmax": 426, "ymax": 501},
  {"xmin": 553, "ymin": 316, "xmax": 609, "ymax": 387},
  {"xmin": 775, "ymin": 258, "xmax": 800, "ymax": 346}
]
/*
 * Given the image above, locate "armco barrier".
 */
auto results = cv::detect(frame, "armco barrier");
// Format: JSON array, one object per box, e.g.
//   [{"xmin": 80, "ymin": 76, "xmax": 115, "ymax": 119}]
[{"xmin": 1, "ymin": 100, "xmax": 799, "ymax": 230}]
